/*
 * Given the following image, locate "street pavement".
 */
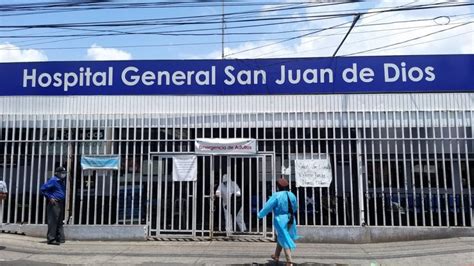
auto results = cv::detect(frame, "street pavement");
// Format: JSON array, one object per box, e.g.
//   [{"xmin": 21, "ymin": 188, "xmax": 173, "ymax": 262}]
[{"xmin": 0, "ymin": 233, "xmax": 473, "ymax": 265}]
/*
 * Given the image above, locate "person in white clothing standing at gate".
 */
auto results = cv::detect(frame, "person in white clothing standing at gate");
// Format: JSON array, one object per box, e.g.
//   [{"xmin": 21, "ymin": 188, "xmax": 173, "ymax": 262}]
[
  {"xmin": 0, "ymin": 180, "xmax": 8, "ymax": 229},
  {"xmin": 215, "ymin": 174, "xmax": 247, "ymax": 233}
]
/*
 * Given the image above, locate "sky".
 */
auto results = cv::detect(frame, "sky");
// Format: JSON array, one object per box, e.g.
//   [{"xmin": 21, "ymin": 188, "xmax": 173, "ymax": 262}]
[{"xmin": 0, "ymin": 0, "xmax": 472, "ymax": 62}]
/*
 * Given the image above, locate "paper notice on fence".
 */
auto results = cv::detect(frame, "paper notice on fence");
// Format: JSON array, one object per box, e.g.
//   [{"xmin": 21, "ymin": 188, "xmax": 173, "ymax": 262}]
[
  {"xmin": 172, "ymin": 155, "xmax": 197, "ymax": 182},
  {"xmin": 295, "ymin": 159, "xmax": 332, "ymax": 187}
]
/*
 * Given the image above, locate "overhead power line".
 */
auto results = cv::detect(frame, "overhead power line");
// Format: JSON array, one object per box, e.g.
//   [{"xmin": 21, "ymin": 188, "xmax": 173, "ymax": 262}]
[
  {"xmin": 254, "ymin": 19, "xmax": 472, "ymax": 59},
  {"xmin": 341, "ymin": 20, "xmax": 474, "ymax": 56},
  {"xmin": 0, "ymin": 16, "xmax": 469, "ymax": 39},
  {"xmin": 1, "ymin": 20, "xmax": 470, "ymax": 51},
  {"xmin": 0, "ymin": 1, "xmax": 343, "ymax": 16},
  {"xmin": 1, "ymin": 2, "xmax": 472, "ymax": 29},
  {"xmin": 371, "ymin": 29, "xmax": 474, "ymax": 54}
]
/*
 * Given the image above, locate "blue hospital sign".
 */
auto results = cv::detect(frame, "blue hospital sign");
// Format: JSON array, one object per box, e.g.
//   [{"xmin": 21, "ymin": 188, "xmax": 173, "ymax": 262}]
[{"xmin": 0, "ymin": 54, "xmax": 472, "ymax": 95}]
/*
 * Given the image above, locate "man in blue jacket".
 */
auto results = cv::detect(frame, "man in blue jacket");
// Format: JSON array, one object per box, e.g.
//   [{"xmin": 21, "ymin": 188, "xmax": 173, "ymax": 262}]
[{"xmin": 41, "ymin": 166, "xmax": 67, "ymax": 245}]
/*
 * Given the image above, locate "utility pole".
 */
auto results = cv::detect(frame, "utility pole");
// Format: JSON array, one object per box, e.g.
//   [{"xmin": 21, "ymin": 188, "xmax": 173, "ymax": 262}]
[{"xmin": 333, "ymin": 14, "xmax": 361, "ymax": 57}]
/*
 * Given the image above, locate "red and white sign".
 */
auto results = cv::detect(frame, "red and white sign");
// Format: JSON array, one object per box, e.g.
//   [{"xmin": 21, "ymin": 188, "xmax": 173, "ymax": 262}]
[{"xmin": 195, "ymin": 138, "xmax": 257, "ymax": 155}]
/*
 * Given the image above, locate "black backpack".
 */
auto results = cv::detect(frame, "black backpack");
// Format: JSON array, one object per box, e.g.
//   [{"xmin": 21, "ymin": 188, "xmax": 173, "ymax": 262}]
[{"xmin": 286, "ymin": 192, "xmax": 295, "ymax": 225}]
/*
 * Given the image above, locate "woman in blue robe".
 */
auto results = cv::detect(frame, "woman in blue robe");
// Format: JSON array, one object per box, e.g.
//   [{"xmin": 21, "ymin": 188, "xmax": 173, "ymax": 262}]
[{"xmin": 258, "ymin": 177, "xmax": 298, "ymax": 265}]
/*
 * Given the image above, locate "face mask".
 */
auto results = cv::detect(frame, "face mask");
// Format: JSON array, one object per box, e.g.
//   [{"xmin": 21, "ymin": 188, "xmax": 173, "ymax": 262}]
[{"xmin": 58, "ymin": 173, "xmax": 67, "ymax": 179}]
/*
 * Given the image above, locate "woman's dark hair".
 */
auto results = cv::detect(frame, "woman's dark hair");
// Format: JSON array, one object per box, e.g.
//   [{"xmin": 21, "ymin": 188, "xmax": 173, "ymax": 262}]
[{"xmin": 276, "ymin": 177, "xmax": 289, "ymax": 191}]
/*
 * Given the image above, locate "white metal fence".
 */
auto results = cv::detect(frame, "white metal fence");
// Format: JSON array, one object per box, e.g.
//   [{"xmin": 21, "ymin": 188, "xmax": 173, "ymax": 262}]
[
  {"xmin": 147, "ymin": 153, "xmax": 274, "ymax": 238},
  {"xmin": 0, "ymin": 110, "xmax": 472, "ymax": 233}
]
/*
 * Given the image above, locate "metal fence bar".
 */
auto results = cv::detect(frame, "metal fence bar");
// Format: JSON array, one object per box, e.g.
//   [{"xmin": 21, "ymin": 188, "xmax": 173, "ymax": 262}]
[
  {"xmin": 139, "ymin": 114, "xmax": 145, "ymax": 225},
  {"xmin": 439, "ymin": 111, "xmax": 449, "ymax": 226},
  {"xmin": 332, "ymin": 111, "xmax": 339, "ymax": 225},
  {"xmin": 115, "ymin": 115, "xmax": 122, "ymax": 225},
  {"xmin": 131, "ymin": 114, "xmax": 137, "ymax": 224},
  {"xmin": 71, "ymin": 115, "xmax": 79, "ymax": 224},
  {"xmin": 469, "ymin": 110, "xmax": 473, "ymax": 226},
  {"xmin": 42, "ymin": 114, "xmax": 51, "ymax": 225},
  {"xmin": 20, "ymin": 115, "xmax": 28, "ymax": 223},
  {"xmin": 378, "ymin": 111, "xmax": 386, "ymax": 226},
  {"xmin": 7, "ymin": 115, "xmax": 16, "ymax": 224},
  {"xmin": 407, "ymin": 111, "xmax": 417, "ymax": 226},
  {"xmin": 369, "ymin": 111, "xmax": 377, "ymax": 226},
  {"xmin": 156, "ymin": 155, "xmax": 162, "ymax": 235},
  {"xmin": 27, "ymin": 115, "xmax": 37, "ymax": 224},
  {"xmin": 341, "ymin": 112, "xmax": 346, "ymax": 225},
  {"xmin": 13, "ymin": 114, "xmax": 22, "ymax": 224},
  {"xmin": 386, "ymin": 112, "xmax": 393, "ymax": 226},
  {"xmin": 356, "ymin": 117, "xmax": 365, "ymax": 226},
  {"xmin": 455, "ymin": 111, "xmax": 466, "ymax": 226},
  {"xmin": 200, "ymin": 155, "xmax": 206, "ymax": 236},
  {"xmin": 400, "ymin": 111, "xmax": 410, "ymax": 226},
  {"xmin": 258, "ymin": 157, "xmax": 267, "ymax": 232},
  {"xmin": 431, "ymin": 110, "xmax": 441, "ymax": 226},
  {"xmin": 86, "ymin": 114, "xmax": 93, "ymax": 225},
  {"xmin": 392, "ymin": 112, "xmax": 400, "ymax": 225},
  {"xmin": 325, "ymin": 112, "xmax": 331, "ymax": 226},
  {"xmin": 1, "ymin": 115, "xmax": 8, "ymax": 224},
  {"xmin": 349, "ymin": 112, "xmax": 355, "ymax": 225},
  {"xmin": 100, "ymin": 115, "xmax": 107, "ymax": 225},
  {"xmin": 464, "ymin": 111, "xmax": 473, "ymax": 226},
  {"xmin": 448, "ymin": 111, "xmax": 457, "ymax": 226},
  {"xmin": 361, "ymin": 112, "xmax": 369, "ymax": 226},
  {"xmin": 311, "ymin": 112, "xmax": 319, "ymax": 226},
  {"xmin": 423, "ymin": 111, "xmax": 433, "ymax": 226},
  {"xmin": 415, "ymin": 110, "xmax": 425, "ymax": 226},
  {"xmin": 92, "ymin": 116, "xmax": 98, "ymax": 225}
]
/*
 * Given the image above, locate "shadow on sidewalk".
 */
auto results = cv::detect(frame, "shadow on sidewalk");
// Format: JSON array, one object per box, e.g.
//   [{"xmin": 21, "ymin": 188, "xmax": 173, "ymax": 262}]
[{"xmin": 229, "ymin": 262, "xmax": 353, "ymax": 266}]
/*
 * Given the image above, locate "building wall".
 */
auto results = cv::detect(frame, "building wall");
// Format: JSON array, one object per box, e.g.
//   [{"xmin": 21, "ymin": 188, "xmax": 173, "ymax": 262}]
[{"xmin": 1, "ymin": 93, "xmax": 473, "ymax": 114}]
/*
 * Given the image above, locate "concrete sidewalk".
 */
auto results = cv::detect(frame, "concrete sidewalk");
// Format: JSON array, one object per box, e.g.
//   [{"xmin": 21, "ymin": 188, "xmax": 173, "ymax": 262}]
[{"xmin": 0, "ymin": 234, "xmax": 472, "ymax": 265}]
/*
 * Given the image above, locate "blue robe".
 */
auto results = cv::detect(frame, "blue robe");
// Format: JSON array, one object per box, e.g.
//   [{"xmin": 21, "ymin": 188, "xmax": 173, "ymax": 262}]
[{"xmin": 258, "ymin": 191, "xmax": 298, "ymax": 250}]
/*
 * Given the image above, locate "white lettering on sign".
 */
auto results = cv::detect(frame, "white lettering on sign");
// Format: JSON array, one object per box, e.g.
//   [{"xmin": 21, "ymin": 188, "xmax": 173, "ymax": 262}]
[
  {"xmin": 224, "ymin": 65, "xmax": 267, "ymax": 85},
  {"xmin": 384, "ymin": 62, "xmax": 435, "ymax": 82},
  {"xmin": 275, "ymin": 65, "xmax": 334, "ymax": 85},
  {"xmin": 121, "ymin": 66, "xmax": 216, "ymax": 86},
  {"xmin": 23, "ymin": 67, "xmax": 113, "ymax": 92},
  {"xmin": 20, "ymin": 61, "xmax": 438, "ymax": 93}
]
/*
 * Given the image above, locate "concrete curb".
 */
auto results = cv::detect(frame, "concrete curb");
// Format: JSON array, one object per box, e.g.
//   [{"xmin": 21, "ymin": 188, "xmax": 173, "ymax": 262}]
[
  {"xmin": 297, "ymin": 226, "xmax": 474, "ymax": 243},
  {"xmin": 1, "ymin": 224, "xmax": 147, "ymax": 240}
]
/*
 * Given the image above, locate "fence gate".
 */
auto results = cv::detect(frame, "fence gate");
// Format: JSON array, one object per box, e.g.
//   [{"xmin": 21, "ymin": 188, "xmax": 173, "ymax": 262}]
[{"xmin": 147, "ymin": 153, "xmax": 275, "ymax": 239}]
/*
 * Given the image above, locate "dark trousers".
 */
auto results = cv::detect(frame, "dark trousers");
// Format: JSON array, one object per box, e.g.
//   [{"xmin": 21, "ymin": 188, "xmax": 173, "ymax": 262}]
[{"xmin": 47, "ymin": 201, "xmax": 65, "ymax": 242}]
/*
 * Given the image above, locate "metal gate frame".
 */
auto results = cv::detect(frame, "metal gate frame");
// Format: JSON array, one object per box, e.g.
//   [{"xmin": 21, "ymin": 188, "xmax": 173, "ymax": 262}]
[{"xmin": 146, "ymin": 152, "xmax": 276, "ymax": 240}]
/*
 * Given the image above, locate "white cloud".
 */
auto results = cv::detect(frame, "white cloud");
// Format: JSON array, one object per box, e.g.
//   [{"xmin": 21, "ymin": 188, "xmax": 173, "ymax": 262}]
[
  {"xmin": 0, "ymin": 43, "xmax": 48, "ymax": 62},
  {"xmin": 86, "ymin": 44, "xmax": 132, "ymax": 60},
  {"xmin": 203, "ymin": 1, "xmax": 473, "ymax": 58}
]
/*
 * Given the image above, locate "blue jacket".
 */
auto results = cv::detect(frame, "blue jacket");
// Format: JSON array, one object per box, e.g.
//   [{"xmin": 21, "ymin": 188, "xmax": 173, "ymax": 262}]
[
  {"xmin": 258, "ymin": 191, "xmax": 299, "ymax": 250},
  {"xmin": 41, "ymin": 176, "xmax": 66, "ymax": 201}
]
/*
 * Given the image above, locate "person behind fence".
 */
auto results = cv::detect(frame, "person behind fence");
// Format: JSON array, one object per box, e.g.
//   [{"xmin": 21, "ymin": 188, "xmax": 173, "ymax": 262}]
[
  {"xmin": 41, "ymin": 166, "xmax": 67, "ymax": 245},
  {"xmin": 0, "ymin": 180, "xmax": 8, "ymax": 229},
  {"xmin": 258, "ymin": 177, "xmax": 298, "ymax": 266},
  {"xmin": 215, "ymin": 174, "xmax": 247, "ymax": 233}
]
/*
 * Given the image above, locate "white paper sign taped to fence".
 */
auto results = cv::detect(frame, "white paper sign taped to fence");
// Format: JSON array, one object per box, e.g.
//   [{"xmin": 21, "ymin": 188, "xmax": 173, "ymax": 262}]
[
  {"xmin": 195, "ymin": 138, "xmax": 256, "ymax": 155},
  {"xmin": 172, "ymin": 155, "xmax": 197, "ymax": 182},
  {"xmin": 295, "ymin": 158, "xmax": 333, "ymax": 187}
]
